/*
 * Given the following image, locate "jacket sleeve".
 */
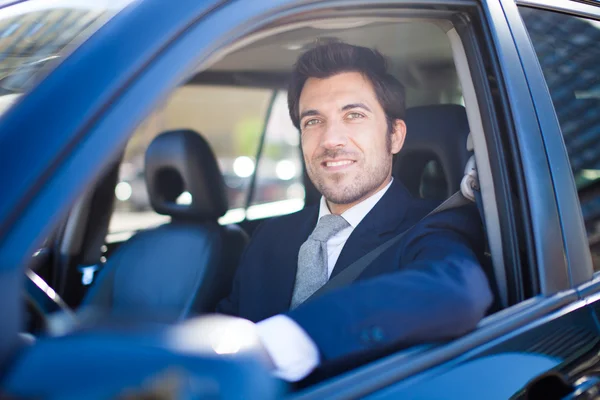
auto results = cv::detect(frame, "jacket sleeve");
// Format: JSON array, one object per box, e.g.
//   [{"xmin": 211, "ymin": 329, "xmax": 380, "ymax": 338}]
[{"xmin": 286, "ymin": 205, "xmax": 493, "ymax": 362}]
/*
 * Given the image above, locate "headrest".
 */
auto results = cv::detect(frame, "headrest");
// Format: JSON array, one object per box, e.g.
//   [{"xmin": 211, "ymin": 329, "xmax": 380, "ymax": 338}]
[
  {"xmin": 145, "ymin": 129, "xmax": 228, "ymax": 221},
  {"xmin": 393, "ymin": 104, "xmax": 471, "ymax": 199}
]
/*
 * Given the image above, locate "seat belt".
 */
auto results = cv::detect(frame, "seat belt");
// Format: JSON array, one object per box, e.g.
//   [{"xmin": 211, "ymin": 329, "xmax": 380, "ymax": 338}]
[{"xmin": 305, "ymin": 191, "xmax": 471, "ymax": 303}]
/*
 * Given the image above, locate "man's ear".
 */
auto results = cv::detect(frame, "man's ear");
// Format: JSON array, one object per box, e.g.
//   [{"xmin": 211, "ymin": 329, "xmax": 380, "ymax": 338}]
[{"xmin": 391, "ymin": 119, "xmax": 407, "ymax": 154}]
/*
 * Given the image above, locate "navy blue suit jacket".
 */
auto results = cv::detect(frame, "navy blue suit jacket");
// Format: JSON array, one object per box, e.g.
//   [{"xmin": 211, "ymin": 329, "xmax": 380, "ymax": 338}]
[{"xmin": 217, "ymin": 180, "xmax": 493, "ymax": 362}]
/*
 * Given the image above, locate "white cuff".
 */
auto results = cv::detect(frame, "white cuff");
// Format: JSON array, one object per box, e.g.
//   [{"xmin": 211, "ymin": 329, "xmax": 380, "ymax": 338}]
[{"xmin": 256, "ymin": 314, "xmax": 321, "ymax": 382}]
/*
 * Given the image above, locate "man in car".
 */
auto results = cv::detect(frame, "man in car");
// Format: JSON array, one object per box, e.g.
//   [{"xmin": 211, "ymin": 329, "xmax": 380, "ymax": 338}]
[{"xmin": 217, "ymin": 41, "xmax": 493, "ymax": 381}]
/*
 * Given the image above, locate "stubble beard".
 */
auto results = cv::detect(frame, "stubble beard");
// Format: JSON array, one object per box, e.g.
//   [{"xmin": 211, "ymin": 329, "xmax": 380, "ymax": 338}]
[{"xmin": 307, "ymin": 154, "xmax": 392, "ymax": 206}]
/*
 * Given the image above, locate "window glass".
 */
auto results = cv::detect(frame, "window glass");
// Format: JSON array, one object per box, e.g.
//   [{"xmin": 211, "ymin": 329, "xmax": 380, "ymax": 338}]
[
  {"xmin": 248, "ymin": 91, "xmax": 305, "ymax": 218},
  {"xmin": 0, "ymin": 0, "xmax": 133, "ymax": 114},
  {"xmin": 164, "ymin": 85, "xmax": 274, "ymax": 211},
  {"xmin": 519, "ymin": 7, "xmax": 600, "ymax": 269},
  {"xmin": 109, "ymin": 85, "xmax": 304, "ymax": 236}
]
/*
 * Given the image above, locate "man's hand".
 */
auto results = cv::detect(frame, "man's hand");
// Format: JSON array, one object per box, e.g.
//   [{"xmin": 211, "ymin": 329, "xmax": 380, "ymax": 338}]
[{"xmin": 256, "ymin": 314, "xmax": 321, "ymax": 382}]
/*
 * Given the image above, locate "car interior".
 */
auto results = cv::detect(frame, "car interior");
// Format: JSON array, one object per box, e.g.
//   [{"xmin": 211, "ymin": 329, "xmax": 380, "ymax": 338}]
[{"xmin": 23, "ymin": 15, "xmax": 514, "ymax": 381}]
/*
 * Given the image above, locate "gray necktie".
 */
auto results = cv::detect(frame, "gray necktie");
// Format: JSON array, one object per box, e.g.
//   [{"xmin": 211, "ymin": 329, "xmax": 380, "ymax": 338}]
[{"xmin": 290, "ymin": 214, "xmax": 350, "ymax": 309}]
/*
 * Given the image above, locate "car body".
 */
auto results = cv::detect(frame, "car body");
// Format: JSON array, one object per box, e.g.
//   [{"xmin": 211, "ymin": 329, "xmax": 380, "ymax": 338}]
[{"xmin": 1, "ymin": 0, "xmax": 600, "ymax": 398}]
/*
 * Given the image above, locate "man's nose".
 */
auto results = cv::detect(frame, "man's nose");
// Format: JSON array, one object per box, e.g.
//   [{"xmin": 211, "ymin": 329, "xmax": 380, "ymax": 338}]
[{"xmin": 320, "ymin": 120, "xmax": 348, "ymax": 149}]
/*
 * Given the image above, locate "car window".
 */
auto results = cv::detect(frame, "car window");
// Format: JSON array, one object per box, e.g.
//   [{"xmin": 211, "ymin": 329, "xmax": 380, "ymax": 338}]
[
  {"xmin": 0, "ymin": 0, "xmax": 133, "ymax": 115},
  {"xmin": 108, "ymin": 85, "xmax": 305, "ymax": 235},
  {"xmin": 107, "ymin": 20, "xmax": 468, "ymax": 239},
  {"xmin": 519, "ymin": 7, "xmax": 600, "ymax": 269},
  {"xmin": 248, "ymin": 91, "xmax": 305, "ymax": 215}
]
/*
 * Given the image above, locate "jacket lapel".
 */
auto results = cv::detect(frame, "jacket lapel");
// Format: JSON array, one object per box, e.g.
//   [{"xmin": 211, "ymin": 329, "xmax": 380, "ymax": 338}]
[{"xmin": 330, "ymin": 180, "xmax": 412, "ymax": 278}]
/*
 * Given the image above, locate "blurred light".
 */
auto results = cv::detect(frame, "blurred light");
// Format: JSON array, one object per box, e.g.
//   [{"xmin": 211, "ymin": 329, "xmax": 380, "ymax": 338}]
[
  {"xmin": 582, "ymin": 170, "xmax": 600, "ymax": 180},
  {"xmin": 309, "ymin": 20, "xmax": 369, "ymax": 30},
  {"xmin": 285, "ymin": 43, "xmax": 304, "ymax": 51},
  {"xmin": 167, "ymin": 316, "xmax": 258, "ymax": 356},
  {"xmin": 0, "ymin": 0, "xmax": 136, "ymax": 18},
  {"xmin": 0, "ymin": 93, "xmax": 21, "ymax": 115},
  {"xmin": 106, "ymin": 231, "xmax": 134, "ymax": 244},
  {"xmin": 586, "ymin": 18, "xmax": 600, "ymax": 30},
  {"xmin": 27, "ymin": 22, "xmax": 43, "ymax": 36},
  {"xmin": 576, "ymin": 89, "xmax": 600, "ymax": 99},
  {"xmin": 176, "ymin": 191, "xmax": 192, "ymax": 205},
  {"xmin": 287, "ymin": 183, "xmax": 305, "ymax": 199},
  {"xmin": 2, "ymin": 23, "xmax": 20, "ymax": 38},
  {"xmin": 285, "ymin": 133, "xmax": 300, "ymax": 146},
  {"xmin": 218, "ymin": 208, "xmax": 246, "ymax": 225},
  {"xmin": 212, "ymin": 330, "xmax": 242, "ymax": 355},
  {"xmin": 246, "ymin": 199, "xmax": 304, "ymax": 220},
  {"xmin": 81, "ymin": 268, "xmax": 95, "ymax": 286},
  {"xmin": 276, "ymin": 160, "xmax": 297, "ymax": 180},
  {"xmin": 115, "ymin": 182, "xmax": 132, "ymax": 201},
  {"xmin": 27, "ymin": 270, "xmax": 58, "ymax": 301},
  {"xmin": 119, "ymin": 162, "xmax": 135, "ymax": 177},
  {"xmin": 233, "ymin": 156, "xmax": 255, "ymax": 178}
]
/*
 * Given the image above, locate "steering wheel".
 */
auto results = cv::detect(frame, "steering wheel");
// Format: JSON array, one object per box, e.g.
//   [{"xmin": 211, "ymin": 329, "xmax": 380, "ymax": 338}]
[{"xmin": 24, "ymin": 270, "xmax": 77, "ymax": 337}]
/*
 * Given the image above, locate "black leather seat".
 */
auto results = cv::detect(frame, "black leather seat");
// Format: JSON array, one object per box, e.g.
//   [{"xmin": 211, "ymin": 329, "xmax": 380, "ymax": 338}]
[
  {"xmin": 394, "ymin": 104, "xmax": 472, "ymax": 200},
  {"xmin": 82, "ymin": 129, "xmax": 248, "ymax": 321},
  {"xmin": 395, "ymin": 104, "xmax": 502, "ymax": 313}
]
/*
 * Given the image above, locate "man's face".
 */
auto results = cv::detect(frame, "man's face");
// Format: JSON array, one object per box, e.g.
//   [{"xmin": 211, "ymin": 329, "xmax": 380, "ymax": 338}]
[{"xmin": 298, "ymin": 71, "xmax": 406, "ymax": 213}]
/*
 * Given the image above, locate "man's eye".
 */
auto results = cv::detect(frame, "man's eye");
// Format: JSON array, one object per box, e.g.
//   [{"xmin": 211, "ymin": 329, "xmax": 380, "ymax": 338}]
[
  {"xmin": 304, "ymin": 119, "xmax": 320, "ymax": 127},
  {"xmin": 346, "ymin": 112, "xmax": 364, "ymax": 120}
]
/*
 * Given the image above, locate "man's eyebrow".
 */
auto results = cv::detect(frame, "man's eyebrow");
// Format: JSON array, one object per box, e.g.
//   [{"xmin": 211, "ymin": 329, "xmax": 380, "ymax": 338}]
[
  {"xmin": 299, "ymin": 109, "xmax": 320, "ymax": 121},
  {"xmin": 341, "ymin": 103, "xmax": 372, "ymax": 113}
]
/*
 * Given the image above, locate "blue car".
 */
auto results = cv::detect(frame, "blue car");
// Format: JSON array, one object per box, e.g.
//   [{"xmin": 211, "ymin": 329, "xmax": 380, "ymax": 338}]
[{"xmin": 1, "ymin": 0, "xmax": 600, "ymax": 398}]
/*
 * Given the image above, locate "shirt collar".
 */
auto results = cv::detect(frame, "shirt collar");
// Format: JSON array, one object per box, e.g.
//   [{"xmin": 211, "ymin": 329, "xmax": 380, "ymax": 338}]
[{"xmin": 318, "ymin": 177, "xmax": 394, "ymax": 228}]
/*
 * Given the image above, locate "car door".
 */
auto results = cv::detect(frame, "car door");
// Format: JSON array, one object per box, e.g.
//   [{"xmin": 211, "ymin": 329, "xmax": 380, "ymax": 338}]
[{"xmin": 0, "ymin": 0, "xmax": 597, "ymax": 398}]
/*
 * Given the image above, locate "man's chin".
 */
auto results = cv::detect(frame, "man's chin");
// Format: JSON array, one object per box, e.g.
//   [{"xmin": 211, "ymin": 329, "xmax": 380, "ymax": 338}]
[{"xmin": 321, "ymin": 186, "xmax": 362, "ymax": 206}]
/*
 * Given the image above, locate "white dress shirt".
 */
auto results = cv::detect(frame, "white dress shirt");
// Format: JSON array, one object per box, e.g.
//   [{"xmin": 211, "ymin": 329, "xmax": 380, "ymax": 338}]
[{"xmin": 256, "ymin": 179, "xmax": 394, "ymax": 381}]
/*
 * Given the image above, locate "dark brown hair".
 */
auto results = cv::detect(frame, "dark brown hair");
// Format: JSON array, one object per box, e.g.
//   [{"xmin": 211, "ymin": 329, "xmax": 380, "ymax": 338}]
[{"xmin": 287, "ymin": 41, "xmax": 406, "ymax": 133}]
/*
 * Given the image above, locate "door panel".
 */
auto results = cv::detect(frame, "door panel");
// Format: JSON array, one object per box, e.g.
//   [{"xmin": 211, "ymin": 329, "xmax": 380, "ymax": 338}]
[
  {"xmin": 369, "ymin": 353, "xmax": 561, "ymax": 399},
  {"xmin": 363, "ymin": 299, "xmax": 600, "ymax": 399}
]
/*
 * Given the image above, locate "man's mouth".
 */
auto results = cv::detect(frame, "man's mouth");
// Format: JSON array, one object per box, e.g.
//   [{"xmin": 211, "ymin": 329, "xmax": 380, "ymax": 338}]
[{"xmin": 321, "ymin": 159, "xmax": 356, "ymax": 170}]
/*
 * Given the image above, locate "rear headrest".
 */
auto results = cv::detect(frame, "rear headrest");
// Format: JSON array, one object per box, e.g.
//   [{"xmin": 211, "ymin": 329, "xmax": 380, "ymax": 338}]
[
  {"xmin": 393, "ymin": 104, "xmax": 471, "ymax": 199},
  {"xmin": 145, "ymin": 129, "xmax": 228, "ymax": 221}
]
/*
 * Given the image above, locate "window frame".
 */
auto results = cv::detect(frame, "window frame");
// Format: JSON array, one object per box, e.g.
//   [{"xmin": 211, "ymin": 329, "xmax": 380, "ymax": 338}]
[
  {"xmin": 478, "ymin": 0, "xmax": 587, "ymax": 296},
  {"xmin": 506, "ymin": 0, "xmax": 598, "ymax": 289}
]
